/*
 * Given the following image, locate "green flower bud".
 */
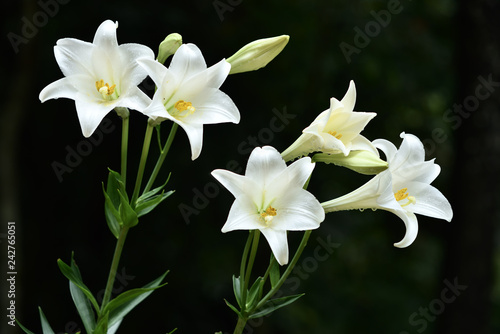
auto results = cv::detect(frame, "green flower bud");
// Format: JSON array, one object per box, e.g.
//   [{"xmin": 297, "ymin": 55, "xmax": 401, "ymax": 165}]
[
  {"xmin": 157, "ymin": 33, "xmax": 182, "ymax": 64},
  {"xmin": 226, "ymin": 35, "xmax": 289, "ymax": 74},
  {"xmin": 312, "ymin": 151, "xmax": 388, "ymax": 175}
]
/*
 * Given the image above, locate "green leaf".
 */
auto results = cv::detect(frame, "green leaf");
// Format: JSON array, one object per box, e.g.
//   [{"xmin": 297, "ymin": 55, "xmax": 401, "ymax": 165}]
[
  {"xmin": 103, "ymin": 184, "xmax": 122, "ymax": 239},
  {"xmin": 224, "ymin": 299, "xmax": 240, "ymax": 316},
  {"xmin": 232, "ymin": 275, "xmax": 242, "ymax": 308},
  {"xmin": 249, "ymin": 294, "xmax": 304, "ymax": 319},
  {"xmin": 94, "ymin": 311, "xmax": 109, "ymax": 334},
  {"xmin": 269, "ymin": 257, "xmax": 280, "ymax": 289},
  {"xmin": 57, "ymin": 258, "xmax": 100, "ymax": 314},
  {"xmin": 104, "ymin": 270, "xmax": 169, "ymax": 329},
  {"xmin": 106, "ymin": 169, "xmax": 127, "ymax": 206},
  {"xmin": 135, "ymin": 190, "xmax": 175, "ymax": 218},
  {"xmin": 246, "ymin": 277, "xmax": 264, "ymax": 308},
  {"xmin": 16, "ymin": 319, "xmax": 36, "ymax": 334},
  {"xmin": 39, "ymin": 307, "xmax": 55, "ymax": 334},
  {"xmin": 118, "ymin": 189, "xmax": 138, "ymax": 228},
  {"xmin": 69, "ymin": 256, "xmax": 96, "ymax": 334},
  {"xmin": 137, "ymin": 173, "xmax": 171, "ymax": 203}
]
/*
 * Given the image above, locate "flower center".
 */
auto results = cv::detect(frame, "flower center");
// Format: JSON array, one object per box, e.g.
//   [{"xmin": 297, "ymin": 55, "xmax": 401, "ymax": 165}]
[
  {"xmin": 171, "ymin": 100, "xmax": 196, "ymax": 118},
  {"xmin": 328, "ymin": 130, "xmax": 343, "ymax": 139},
  {"xmin": 95, "ymin": 79, "xmax": 116, "ymax": 99},
  {"xmin": 394, "ymin": 188, "xmax": 416, "ymax": 207},
  {"xmin": 260, "ymin": 206, "xmax": 277, "ymax": 225}
]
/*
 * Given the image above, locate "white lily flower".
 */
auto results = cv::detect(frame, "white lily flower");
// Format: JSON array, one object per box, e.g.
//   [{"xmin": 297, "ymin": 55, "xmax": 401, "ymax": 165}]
[
  {"xmin": 137, "ymin": 44, "xmax": 240, "ymax": 160},
  {"xmin": 212, "ymin": 146, "xmax": 325, "ymax": 265},
  {"xmin": 321, "ymin": 132, "xmax": 453, "ymax": 248},
  {"xmin": 39, "ymin": 20, "xmax": 155, "ymax": 137},
  {"xmin": 281, "ymin": 81, "xmax": 377, "ymax": 161}
]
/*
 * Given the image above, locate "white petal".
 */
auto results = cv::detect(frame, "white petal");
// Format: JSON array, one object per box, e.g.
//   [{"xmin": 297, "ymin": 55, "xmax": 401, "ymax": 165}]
[
  {"xmin": 340, "ymin": 80, "xmax": 357, "ymax": 112},
  {"xmin": 137, "ymin": 58, "xmax": 169, "ymax": 88},
  {"xmin": 406, "ymin": 181, "xmax": 453, "ymax": 221},
  {"xmin": 39, "ymin": 77, "xmax": 79, "ymax": 102},
  {"xmin": 373, "ymin": 138, "xmax": 398, "ymax": 162},
  {"xmin": 281, "ymin": 132, "xmax": 322, "ymax": 162},
  {"xmin": 245, "ymin": 146, "xmax": 287, "ymax": 186},
  {"xmin": 204, "ymin": 59, "xmax": 231, "ymax": 89},
  {"xmin": 74, "ymin": 97, "xmax": 114, "ymax": 137},
  {"xmin": 212, "ymin": 169, "xmax": 259, "ymax": 199},
  {"xmin": 390, "ymin": 210, "xmax": 419, "ymax": 248},
  {"xmin": 54, "ymin": 38, "xmax": 94, "ymax": 77},
  {"xmin": 266, "ymin": 157, "xmax": 315, "ymax": 200},
  {"xmin": 92, "ymin": 20, "xmax": 119, "ymax": 51},
  {"xmin": 188, "ymin": 89, "xmax": 240, "ymax": 125},
  {"xmin": 272, "ymin": 189, "xmax": 324, "ymax": 230},
  {"xmin": 168, "ymin": 44, "xmax": 207, "ymax": 82},
  {"xmin": 388, "ymin": 133, "xmax": 426, "ymax": 172},
  {"xmin": 350, "ymin": 135, "xmax": 379, "ymax": 156},
  {"xmin": 260, "ymin": 228, "xmax": 289, "ymax": 265},
  {"xmin": 118, "ymin": 43, "xmax": 155, "ymax": 87},
  {"xmin": 221, "ymin": 198, "xmax": 262, "ymax": 232},
  {"xmin": 176, "ymin": 120, "xmax": 204, "ymax": 160},
  {"xmin": 118, "ymin": 86, "xmax": 152, "ymax": 114}
]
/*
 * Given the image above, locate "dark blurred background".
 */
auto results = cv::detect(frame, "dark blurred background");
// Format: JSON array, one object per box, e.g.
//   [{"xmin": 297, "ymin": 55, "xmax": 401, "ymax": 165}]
[{"xmin": 1, "ymin": 0, "xmax": 499, "ymax": 333}]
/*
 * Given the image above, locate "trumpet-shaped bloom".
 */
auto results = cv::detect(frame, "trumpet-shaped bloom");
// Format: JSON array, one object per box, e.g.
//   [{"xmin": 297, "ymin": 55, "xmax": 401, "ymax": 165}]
[
  {"xmin": 281, "ymin": 81, "xmax": 377, "ymax": 161},
  {"xmin": 321, "ymin": 132, "xmax": 453, "ymax": 248},
  {"xmin": 39, "ymin": 20, "xmax": 155, "ymax": 137},
  {"xmin": 212, "ymin": 146, "xmax": 325, "ymax": 265},
  {"xmin": 137, "ymin": 44, "xmax": 240, "ymax": 160}
]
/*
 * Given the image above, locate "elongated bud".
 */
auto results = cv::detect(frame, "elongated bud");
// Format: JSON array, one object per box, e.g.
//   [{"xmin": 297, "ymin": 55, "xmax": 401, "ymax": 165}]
[
  {"xmin": 157, "ymin": 33, "xmax": 182, "ymax": 64},
  {"xmin": 312, "ymin": 151, "xmax": 388, "ymax": 175},
  {"xmin": 227, "ymin": 35, "xmax": 289, "ymax": 74}
]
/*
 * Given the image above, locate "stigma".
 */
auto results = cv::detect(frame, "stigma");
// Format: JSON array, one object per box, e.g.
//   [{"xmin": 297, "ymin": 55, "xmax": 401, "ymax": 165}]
[
  {"xmin": 96, "ymin": 79, "xmax": 116, "ymax": 99},
  {"xmin": 260, "ymin": 206, "xmax": 277, "ymax": 225}
]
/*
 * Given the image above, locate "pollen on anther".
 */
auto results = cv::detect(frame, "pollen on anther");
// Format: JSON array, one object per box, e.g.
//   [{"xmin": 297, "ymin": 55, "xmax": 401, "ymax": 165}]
[
  {"xmin": 260, "ymin": 206, "xmax": 277, "ymax": 224},
  {"xmin": 175, "ymin": 100, "xmax": 195, "ymax": 113},
  {"xmin": 328, "ymin": 130, "xmax": 343, "ymax": 139},
  {"xmin": 95, "ymin": 79, "xmax": 116, "ymax": 96},
  {"xmin": 394, "ymin": 188, "xmax": 409, "ymax": 201}
]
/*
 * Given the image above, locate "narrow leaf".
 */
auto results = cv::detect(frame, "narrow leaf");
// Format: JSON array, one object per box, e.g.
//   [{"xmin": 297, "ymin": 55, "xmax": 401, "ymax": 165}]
[
  {"xmin": 137, "ymin": 173, "xmax": 171, "ymax": 202},
  {"xmin": 249, "ymin": 294, "xmax": 304, "ymax": 319},
  {"xmin": 16, "ymin": 319, "xmax": 36, "ymax": 334},
  {"xmin": 57, "ymin": 258, "xmax": 100, "ymax": 313},
  {"xmin": 103, "ymin": 183, "xmax": 122, "ymax": 238},
  {"xmin": 269, "ymin": 257, "xmax": 280, "ymax": 289},
  {"xmin": 93, "ymin": 311, "xmax": 109, "ymax": 334},
  {"xmin": 246, "ymin": 277, "xmax": 264, "ymax": 308},
  {"xmin": 69, "ymin": 256, "xmax": 96, "ymax": 334},
  {"xmin": 105, "ymin": 270, "xmax": 169, "ymax": 329},
  {"xmin": 118, "ymin": 189, "xmax": 138, "ymax": 228},
  {"xmin": 232, "ymin": 275, "xmax": 242, "ymax": 308},
  {"xmin": 135, "ymin": 190, "xmax": 175, "ymax": 218},
  {"xmin": 39, "ymin": 307, "xmax": 55, "ymax": 334},
  {"xmin": 224, "ymin": 299, "xmax": 241, "ymax": 316}
]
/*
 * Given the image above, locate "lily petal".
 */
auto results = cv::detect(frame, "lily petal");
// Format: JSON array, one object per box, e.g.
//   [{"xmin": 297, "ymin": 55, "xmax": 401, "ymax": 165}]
[{"xmin": 260, "ymin": 228, "xmax": 289, "ymax": 265}]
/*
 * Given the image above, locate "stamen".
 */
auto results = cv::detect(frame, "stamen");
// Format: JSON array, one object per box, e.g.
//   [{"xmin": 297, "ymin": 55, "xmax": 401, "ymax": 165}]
[
  {"xmin": 328, "ymin": 130, "xmax": 343, "ymax": 139},
  {"xmin": 172, "ymin": 100, "xmax": 196, "ymax": 118},
  {"xmin": 95, "ymin": 79, "xmax": 116, "ymax": 98},
  {"xmin": 260, "ymin": 206, "xmax": 277, "ymax": 225},
  {"xmin": 394, "ymin": 188, "xmax": 416, "ymax": 207}
]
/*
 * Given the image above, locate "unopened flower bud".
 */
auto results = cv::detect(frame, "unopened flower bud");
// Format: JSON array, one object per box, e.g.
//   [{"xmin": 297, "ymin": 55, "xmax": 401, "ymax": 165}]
[
  {"xmin": 227, "ymin": 35, "xmax": 289, "ymax": 74},
  {"xmin": 157, "ymin": 33, "xmax": 182, "ymax": 64},
  {"xmin": 312, "ymin": 150, "xmax": 388, "ymax": 175}
]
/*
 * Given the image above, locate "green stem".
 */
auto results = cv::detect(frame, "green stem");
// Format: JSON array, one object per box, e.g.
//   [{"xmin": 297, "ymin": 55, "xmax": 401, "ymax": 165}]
[
  {"xmin": 143, "ymin": 122, "xmax": 178, "ymax": 194},
  {"xmin": 100, "ymin": 226, "xmax": 130, "ymax": 309},
  {"xmin": 121, "ymin": 116, "xmax": 129, "ymax": 187},
  {"xmin": 131, "ymin": 122, "xmax": 154, "ymax": 206},
  {"xmin": 239, "ymin": 232, "xmax": 254, "ymax": 294},
  {"xmin": 241, "ymin": 230, "xmax": 260, "ymax": 313},
  {"xmin": 233, "ymin": 315, "xmax": 248, "ymax": 334},
  {"xmin": 251, "ymin": 230, "xmax": 312, "ymax": 313}
]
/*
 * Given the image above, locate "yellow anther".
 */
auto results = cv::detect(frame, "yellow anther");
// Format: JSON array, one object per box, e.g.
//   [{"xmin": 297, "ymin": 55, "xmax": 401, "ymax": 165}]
[
  {"xmin": 174, "ymin": 100, "xmax": 195, "ymax": 112},
  {"xmin": 260, "ymin": 206, "xmax": 277, "ymax": 224},
  {"xmin": 328, "ymin": 130, "xmax": 343, "ymax": 139},
  {"xmin": 95, "ymin": 79, "xmax": 116, "ymax": 97},
  {"xmin": 394, "ymin": 188, "xmax": 409, "ymax": 201},
  {"xmin": 394, "ymin": 188, "xmax": 416, "ymax": 207}
]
